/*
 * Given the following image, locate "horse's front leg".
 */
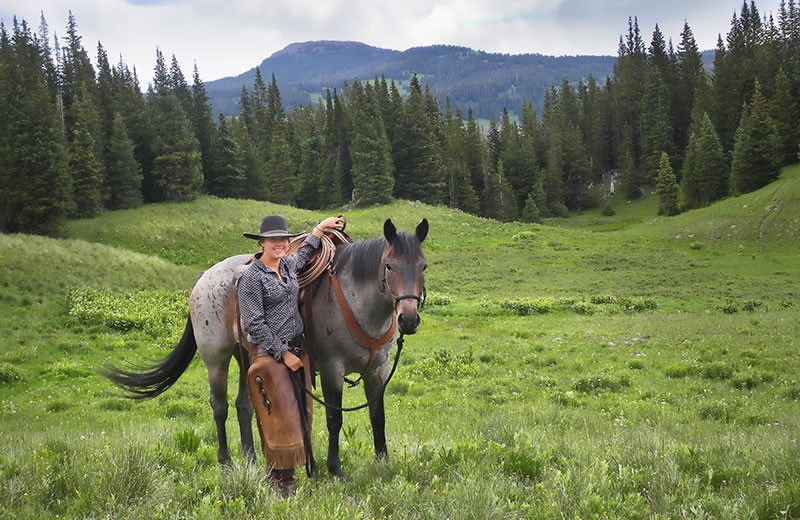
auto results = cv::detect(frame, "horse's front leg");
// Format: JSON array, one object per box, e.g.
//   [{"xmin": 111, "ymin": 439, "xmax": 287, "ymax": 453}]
[
  {"xmin": 320, "ymin": 367, "xmax": 345, "ymax": 478},
  {"xmin": 365, "ymin": 359, "xmax": 391, "ymax": 459}
]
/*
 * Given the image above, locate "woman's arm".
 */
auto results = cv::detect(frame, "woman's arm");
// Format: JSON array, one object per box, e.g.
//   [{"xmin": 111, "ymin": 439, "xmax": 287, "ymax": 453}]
[
  {"xmin": 236, "ymin": 268, "xmax": 286, "ymax": 359},
  {"xmin": 290, "ymin": 216, "xmax": 345, "ymax": 271}
]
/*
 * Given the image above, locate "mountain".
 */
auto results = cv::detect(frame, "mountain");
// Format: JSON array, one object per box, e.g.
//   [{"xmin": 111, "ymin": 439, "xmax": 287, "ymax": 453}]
[{"xmin": 204, "ymin": 41, "xmax": 618, "ymax": 120}]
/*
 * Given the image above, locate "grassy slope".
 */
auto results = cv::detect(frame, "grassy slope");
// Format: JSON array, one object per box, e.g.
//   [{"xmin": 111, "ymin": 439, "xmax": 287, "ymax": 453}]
[{"xmin": 0, "ymin": 165, "xmax": 798, "ymax": 518}]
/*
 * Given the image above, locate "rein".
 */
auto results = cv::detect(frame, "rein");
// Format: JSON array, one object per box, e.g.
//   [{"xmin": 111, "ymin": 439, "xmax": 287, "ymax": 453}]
[{"xmin": 298, "ymin": 334, "xmax": 405, "ymax": 413}]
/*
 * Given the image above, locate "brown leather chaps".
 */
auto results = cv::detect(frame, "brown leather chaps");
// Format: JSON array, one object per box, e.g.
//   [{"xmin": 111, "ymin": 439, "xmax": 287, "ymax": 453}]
[{"xmin": 247, "ymin": 350, "xmax": 313, "ymax": 470}]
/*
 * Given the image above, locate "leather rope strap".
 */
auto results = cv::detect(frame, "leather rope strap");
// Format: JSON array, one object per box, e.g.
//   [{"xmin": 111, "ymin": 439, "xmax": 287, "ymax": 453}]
[
  {"xmin": 288, "ymin": 366, "xmax": 317, "ymax": 477},
  {"xmin": 299, "ymin": 334, "xmax": 405, "ymax": 413},
  {"xmin": 329, "ymin": 265, "xmax": 397, "ymax": 383}
]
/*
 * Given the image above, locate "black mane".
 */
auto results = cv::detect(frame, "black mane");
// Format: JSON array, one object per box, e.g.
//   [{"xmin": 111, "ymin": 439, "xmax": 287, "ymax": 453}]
[{"xmin": 335, "ymin": 232, "xmax": 423, "ymax": 283}]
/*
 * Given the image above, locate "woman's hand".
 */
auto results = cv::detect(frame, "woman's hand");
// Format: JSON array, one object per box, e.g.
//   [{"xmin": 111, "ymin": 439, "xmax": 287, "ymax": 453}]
[
  {"xmin": 283, "ymin": 351, "xmax": 303, "ymax": 372},
  {"xmin": 312, "ymin": 216, "xmax": 344, "ymax": 236}
]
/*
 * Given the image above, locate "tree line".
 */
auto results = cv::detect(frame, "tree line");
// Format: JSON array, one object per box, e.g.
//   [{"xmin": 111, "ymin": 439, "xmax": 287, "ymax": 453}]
[{"xmin": 1, "ymin": 2, "xmax": 799, "ymax": 235}]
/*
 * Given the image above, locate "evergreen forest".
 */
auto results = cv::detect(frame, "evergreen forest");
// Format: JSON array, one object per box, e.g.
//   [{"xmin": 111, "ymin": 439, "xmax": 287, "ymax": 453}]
[{"xmin": 1, "ymin": 1, "xmax": 799, "ymax": 235}]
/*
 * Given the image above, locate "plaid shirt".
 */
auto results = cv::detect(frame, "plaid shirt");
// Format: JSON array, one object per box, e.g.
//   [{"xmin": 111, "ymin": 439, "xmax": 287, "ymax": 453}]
[{"xmin": 237, "ymin": 233, "xmax": 321, "ymax": 360}]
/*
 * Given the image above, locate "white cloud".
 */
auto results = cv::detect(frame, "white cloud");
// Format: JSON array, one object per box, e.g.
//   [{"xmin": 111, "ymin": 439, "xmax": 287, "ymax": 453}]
[{"xmin": 1, "ymin": 0, "xmax": 783, "ymax": 84}]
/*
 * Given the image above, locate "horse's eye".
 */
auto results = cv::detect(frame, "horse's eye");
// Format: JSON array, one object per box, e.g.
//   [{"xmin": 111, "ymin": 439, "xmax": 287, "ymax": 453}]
[
  {"xmin": 385, "ymin": 263, "xmax": 392, "ymax": 271},
  {"xmin": 422, "ymin": 264, "xmax": 428, "ymax": 271}
]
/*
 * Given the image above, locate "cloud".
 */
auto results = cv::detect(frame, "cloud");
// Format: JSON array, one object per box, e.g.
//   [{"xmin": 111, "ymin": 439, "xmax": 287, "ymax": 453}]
[{"xmin": 0, "ymin": 0, "xmax": 785, "ymax": 83}]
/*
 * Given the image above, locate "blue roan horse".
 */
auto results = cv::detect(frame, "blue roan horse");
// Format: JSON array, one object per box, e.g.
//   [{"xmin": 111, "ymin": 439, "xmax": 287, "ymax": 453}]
[{"xmin": 105, "ymin": 219, "xmax": 428, "ymax": 477}]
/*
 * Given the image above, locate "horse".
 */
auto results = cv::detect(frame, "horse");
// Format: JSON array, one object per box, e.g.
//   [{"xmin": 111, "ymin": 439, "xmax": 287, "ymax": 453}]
[{"xmin": 104, "ymin": 218, "xmax": 428, "ymax": 478}]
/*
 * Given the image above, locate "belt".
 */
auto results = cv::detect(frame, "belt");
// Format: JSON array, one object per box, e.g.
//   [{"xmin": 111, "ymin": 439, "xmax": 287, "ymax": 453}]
[{"xmin": 285, "ymin": 333, "xmax": 304, "ymax": 349}]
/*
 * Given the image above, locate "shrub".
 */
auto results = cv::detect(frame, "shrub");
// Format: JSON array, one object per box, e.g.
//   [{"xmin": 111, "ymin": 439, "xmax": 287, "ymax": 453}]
[
  {"xmin": 0, "ymin": 362, "xmax": 22, "ymax": 384},
  {"xmin": 573, "ymin": 375, "xmax": 631, "ymax": 393},
  {"xmin": 719, "ymin": 299, "xmax": 740, "ymax": 314},
  {"xmin": 426, "ymin": 292, "xmax": 454, "ymax": 306},
  {"xmin": 665, "ymin": 363, "xmax": 696, "ymax": 378},
  {"xmin": 689, "ymin": 241, "xmax": 704, "ymax": 250},
  {"xmin": 175, "ymin": 428, "xmax": 201, "ymax": 454},
  {"xmin": 68, "ymin": 287, "xmax": 188, "ymax": 337},
  {"xmin": 601, "ymin": 204, "xmax": 616, "ymax": 216},
  {"xmin": 742, "ymin": 299, "xmax": 763, "ymax": 312},
  {"xmin": 699, "ymin": 362, "xmax": 734, "ymax": 380},
  {"xmin": 511, "ymin": 230, "xmax": 537, "ymax": 242}
]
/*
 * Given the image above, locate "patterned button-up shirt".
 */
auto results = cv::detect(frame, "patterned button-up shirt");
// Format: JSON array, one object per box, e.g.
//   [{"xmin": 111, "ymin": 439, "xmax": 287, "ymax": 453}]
[{"xmin": 237, "ymin": 233, "xmax": 321, "ymax": 360}]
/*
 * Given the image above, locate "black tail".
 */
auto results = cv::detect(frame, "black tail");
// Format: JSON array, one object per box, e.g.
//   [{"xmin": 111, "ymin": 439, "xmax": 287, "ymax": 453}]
[{"xmin": 102, "ymin": 316, "xmax": 197, "ymax": 399}]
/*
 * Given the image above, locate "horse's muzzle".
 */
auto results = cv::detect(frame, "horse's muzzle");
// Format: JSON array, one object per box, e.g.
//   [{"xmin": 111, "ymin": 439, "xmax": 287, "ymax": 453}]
[{"xmin": 397, "ymin": 311, "xmax": 420, "ymax": 334}]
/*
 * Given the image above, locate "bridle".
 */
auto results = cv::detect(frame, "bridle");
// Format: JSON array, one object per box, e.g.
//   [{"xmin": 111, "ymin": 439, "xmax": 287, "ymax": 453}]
[{"xmin": 379, "ymin": 263, "xmax": 427, "ymax": 311}]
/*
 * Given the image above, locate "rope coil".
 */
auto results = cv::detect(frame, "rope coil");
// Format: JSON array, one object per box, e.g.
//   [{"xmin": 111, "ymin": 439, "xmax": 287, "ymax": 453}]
[{"xmin": 287, "ymin": 229, "xmax": 351, "ymax": 288}]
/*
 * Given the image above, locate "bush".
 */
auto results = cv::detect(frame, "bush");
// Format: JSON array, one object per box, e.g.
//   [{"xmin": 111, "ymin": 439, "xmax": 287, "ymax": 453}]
[
  {"xmin": 665, "ymin": 363, "xmax": 696, "ymax": 378},
  {"xmin": 511, "ymin": 230, "xmax": 537, "ymax": 242},
  {"xmin": 0, "ymin": 362, "xmax": 22, "ymax": 384},
  {"xmin": 68, "ymin": 287, "xmax": 188, "ymax": 337},
  {"xmin": 601, "ymin": 204, "xmax": 616, "ymax": 216},
  {"xmin": 573, "ymin": 375, "xmax": 631, "ymax": 393},
  {"xmin": 175, "ymin": 428, "xmax": 201, "ymax": 454},
  {"xmin": 699, "ymin": 362, "xmax": 734, "ymax": 380},
  {"xmin": 742, "ymin": 300, "xmax": 763, "ymax": 312},
  {"xmin": 689, "ymin": 241, "xmax": 704, "ymax": 250},
  {"xmin": 719, "ymin": 299, "xmax": 740, "ymax": 314}
]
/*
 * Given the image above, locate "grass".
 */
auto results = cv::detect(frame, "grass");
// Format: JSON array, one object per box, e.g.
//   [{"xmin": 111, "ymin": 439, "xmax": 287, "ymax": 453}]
[{"xmin": 1, "ymin": 165, "xmax": 799, "ymax": 518}]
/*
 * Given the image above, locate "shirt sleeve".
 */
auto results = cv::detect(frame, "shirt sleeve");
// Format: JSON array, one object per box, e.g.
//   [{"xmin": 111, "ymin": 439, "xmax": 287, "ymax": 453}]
[
  {"xmin": 288, "ymin": 232, "xmax": 321, "ymax": 273},
  {"xmin": 236, "ymin": 267, "xmax": 287, "ymax": 360}
]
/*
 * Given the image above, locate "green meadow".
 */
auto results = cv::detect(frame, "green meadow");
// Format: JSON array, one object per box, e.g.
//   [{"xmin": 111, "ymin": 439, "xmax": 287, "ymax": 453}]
[{"xmin": 1, "ymin": 165, "xmax": 799, "ymax": 519}]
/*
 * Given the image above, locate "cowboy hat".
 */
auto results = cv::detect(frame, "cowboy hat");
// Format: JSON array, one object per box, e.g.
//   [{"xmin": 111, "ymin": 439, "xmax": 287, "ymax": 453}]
[{"xmin": 243, "ymin": 215, "xmax": 302, "ymax": 240}]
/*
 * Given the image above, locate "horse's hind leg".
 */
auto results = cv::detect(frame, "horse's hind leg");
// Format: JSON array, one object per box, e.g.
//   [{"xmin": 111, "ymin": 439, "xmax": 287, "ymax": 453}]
[
  {"xmin": 365, "ymin": 364, "xmax": 390, "ymax": 459},
  {"xmin": 233, "ymin": 347, "xmax": 256, "ymax": 463},
  {"xmin": 206, "ymin": 361, "xmax": 232, "ymax": 465},
  {"xmin": 320, "ymin": 368, "xmax": 345, "ymax": 478}
]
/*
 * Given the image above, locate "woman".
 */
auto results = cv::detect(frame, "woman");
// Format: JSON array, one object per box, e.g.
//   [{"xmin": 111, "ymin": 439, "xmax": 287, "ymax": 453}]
[{"xmin": 237, "ymin": 214, "xmax": 343, "ymax": 493}]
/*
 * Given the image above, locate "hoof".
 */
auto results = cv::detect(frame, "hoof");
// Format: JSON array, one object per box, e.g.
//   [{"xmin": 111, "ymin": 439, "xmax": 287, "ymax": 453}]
[{"xmin": 327, "ymin": 464, "xmax": 345, "ymax": 480}]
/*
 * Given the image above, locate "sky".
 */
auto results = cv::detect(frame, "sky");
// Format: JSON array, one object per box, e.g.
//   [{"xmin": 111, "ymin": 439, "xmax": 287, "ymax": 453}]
[{"xmin": 0, "ymin": 0, "xmax": 784, "ymax": 84}]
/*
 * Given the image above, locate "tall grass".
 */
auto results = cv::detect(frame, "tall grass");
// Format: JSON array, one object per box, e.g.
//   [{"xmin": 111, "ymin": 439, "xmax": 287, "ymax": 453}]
[{"xmin": 1, "ymin": 165, "xmax": 799, "ymax": 518}]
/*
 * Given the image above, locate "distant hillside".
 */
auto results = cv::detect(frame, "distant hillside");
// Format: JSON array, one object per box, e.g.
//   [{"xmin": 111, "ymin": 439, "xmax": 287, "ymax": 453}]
[{"xmin": 205, "ymin": 41, "xmax": 618, "ymax": 120}]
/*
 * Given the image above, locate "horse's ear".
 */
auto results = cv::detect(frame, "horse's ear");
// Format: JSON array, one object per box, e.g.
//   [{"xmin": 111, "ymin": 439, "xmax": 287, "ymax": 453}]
[
  {"xmin": 384, "ymin": 219, "xmax": 397, "ymax": 244},
  {"xmin": 415, "ymin": 218, "xmax": 429, "ymax": 243}
]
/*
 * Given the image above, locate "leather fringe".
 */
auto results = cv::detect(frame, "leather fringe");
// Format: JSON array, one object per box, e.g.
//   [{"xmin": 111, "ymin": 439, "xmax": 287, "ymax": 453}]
[{"xmin": 264, "ymin": 444, "xmax": 307, "ymax": 470}]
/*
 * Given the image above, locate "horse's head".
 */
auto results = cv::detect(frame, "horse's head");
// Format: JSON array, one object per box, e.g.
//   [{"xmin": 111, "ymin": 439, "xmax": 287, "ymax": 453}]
[{"xmin": 381, "ymin": 218, "xmax": 428, "ymax": 335}]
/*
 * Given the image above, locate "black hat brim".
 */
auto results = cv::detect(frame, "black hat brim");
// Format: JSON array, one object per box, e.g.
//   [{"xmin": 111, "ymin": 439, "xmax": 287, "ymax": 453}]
[{"xmin": 243, "ymin": 231, "xmax": 302, "ymax": 240}]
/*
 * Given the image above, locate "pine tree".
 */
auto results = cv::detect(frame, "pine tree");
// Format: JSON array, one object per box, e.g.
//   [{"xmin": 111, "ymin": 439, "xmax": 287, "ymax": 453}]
[
  {"xmin": 104, "ymin": 112, "xmax": 142, "ymax": 209},
  {"xmin": 349, "ymin": 81, "xmax": 394, "ymax": 206},
  {"xmin": 674, "ymin": 22, "xmax": 703, "ymax": 151},
  {"xmin": 393, "ymin": 74, "xmax": 445, "ymax": 203},
  {"xmin": 169, "ymin": 54, "xmax": 192, "ymax": 116},
  {"xmin": 111, "ymin": 58, "xmax": 152, "ymax": 188},
  {"xmin": 190, "ymin": 63, "xmax": 215, "ymax": 179},
  {"xmin": 499, "ymin": 107, "xmax": 529, "ymax": 208},
  {"xmin": 443, "ymin": 107, "xmax": 480, "ymax": 214},
  {"xmin": 520, "ymin": 190, "xmax": 542, "ymax": 223},
  {"xmin": 265, "ymin": 130, "xmax": 296, "ymax": 205},
  {"xmin": 710, "ymin": 35, "xmax": 739, "ymax": 153},
  {"xmin": 770, "ymin": 68, "xmax": 800, "ymax": 165},
  {"xmin": 682, "ymin": 113, "xmax": 728, "ymax": 208},
  {"xmin": 148, "ymin": 93, "xmax": 204, "ymax": 202},
  {"xmin": 463, "ymin": 107, "xmax": 486, "ymax": 199},
  {"xmin": 481, "ymin": 159, "xmax": 518, "ymax": 221},
  {"xmin": 0, "ymin": 18, "xmax": 72, "ymax": 234},
  {"xmin": 655, "ymin": 152, "xmax": 679, "ymax": 215},
  {"xmin": 640, "ymin": 64, "xmax": 673, "ymax": 183},
  {"xmin": 293, "ymin": 105, "xmax": 323, "ymax": 209},
  {"xmin": 318, "ymin": 89, "xmax": 343, "ymax": 208},
  {"xmin": 68, "ymin": 104, "xmax": 103, "ymax": 217},
  {"xmin": 209, "ymin": 116, "xmax": 246, "ymax": 198},
  {"xmin": 731, "ymin": 82, "xmax": 781, "ymax": 194}
]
